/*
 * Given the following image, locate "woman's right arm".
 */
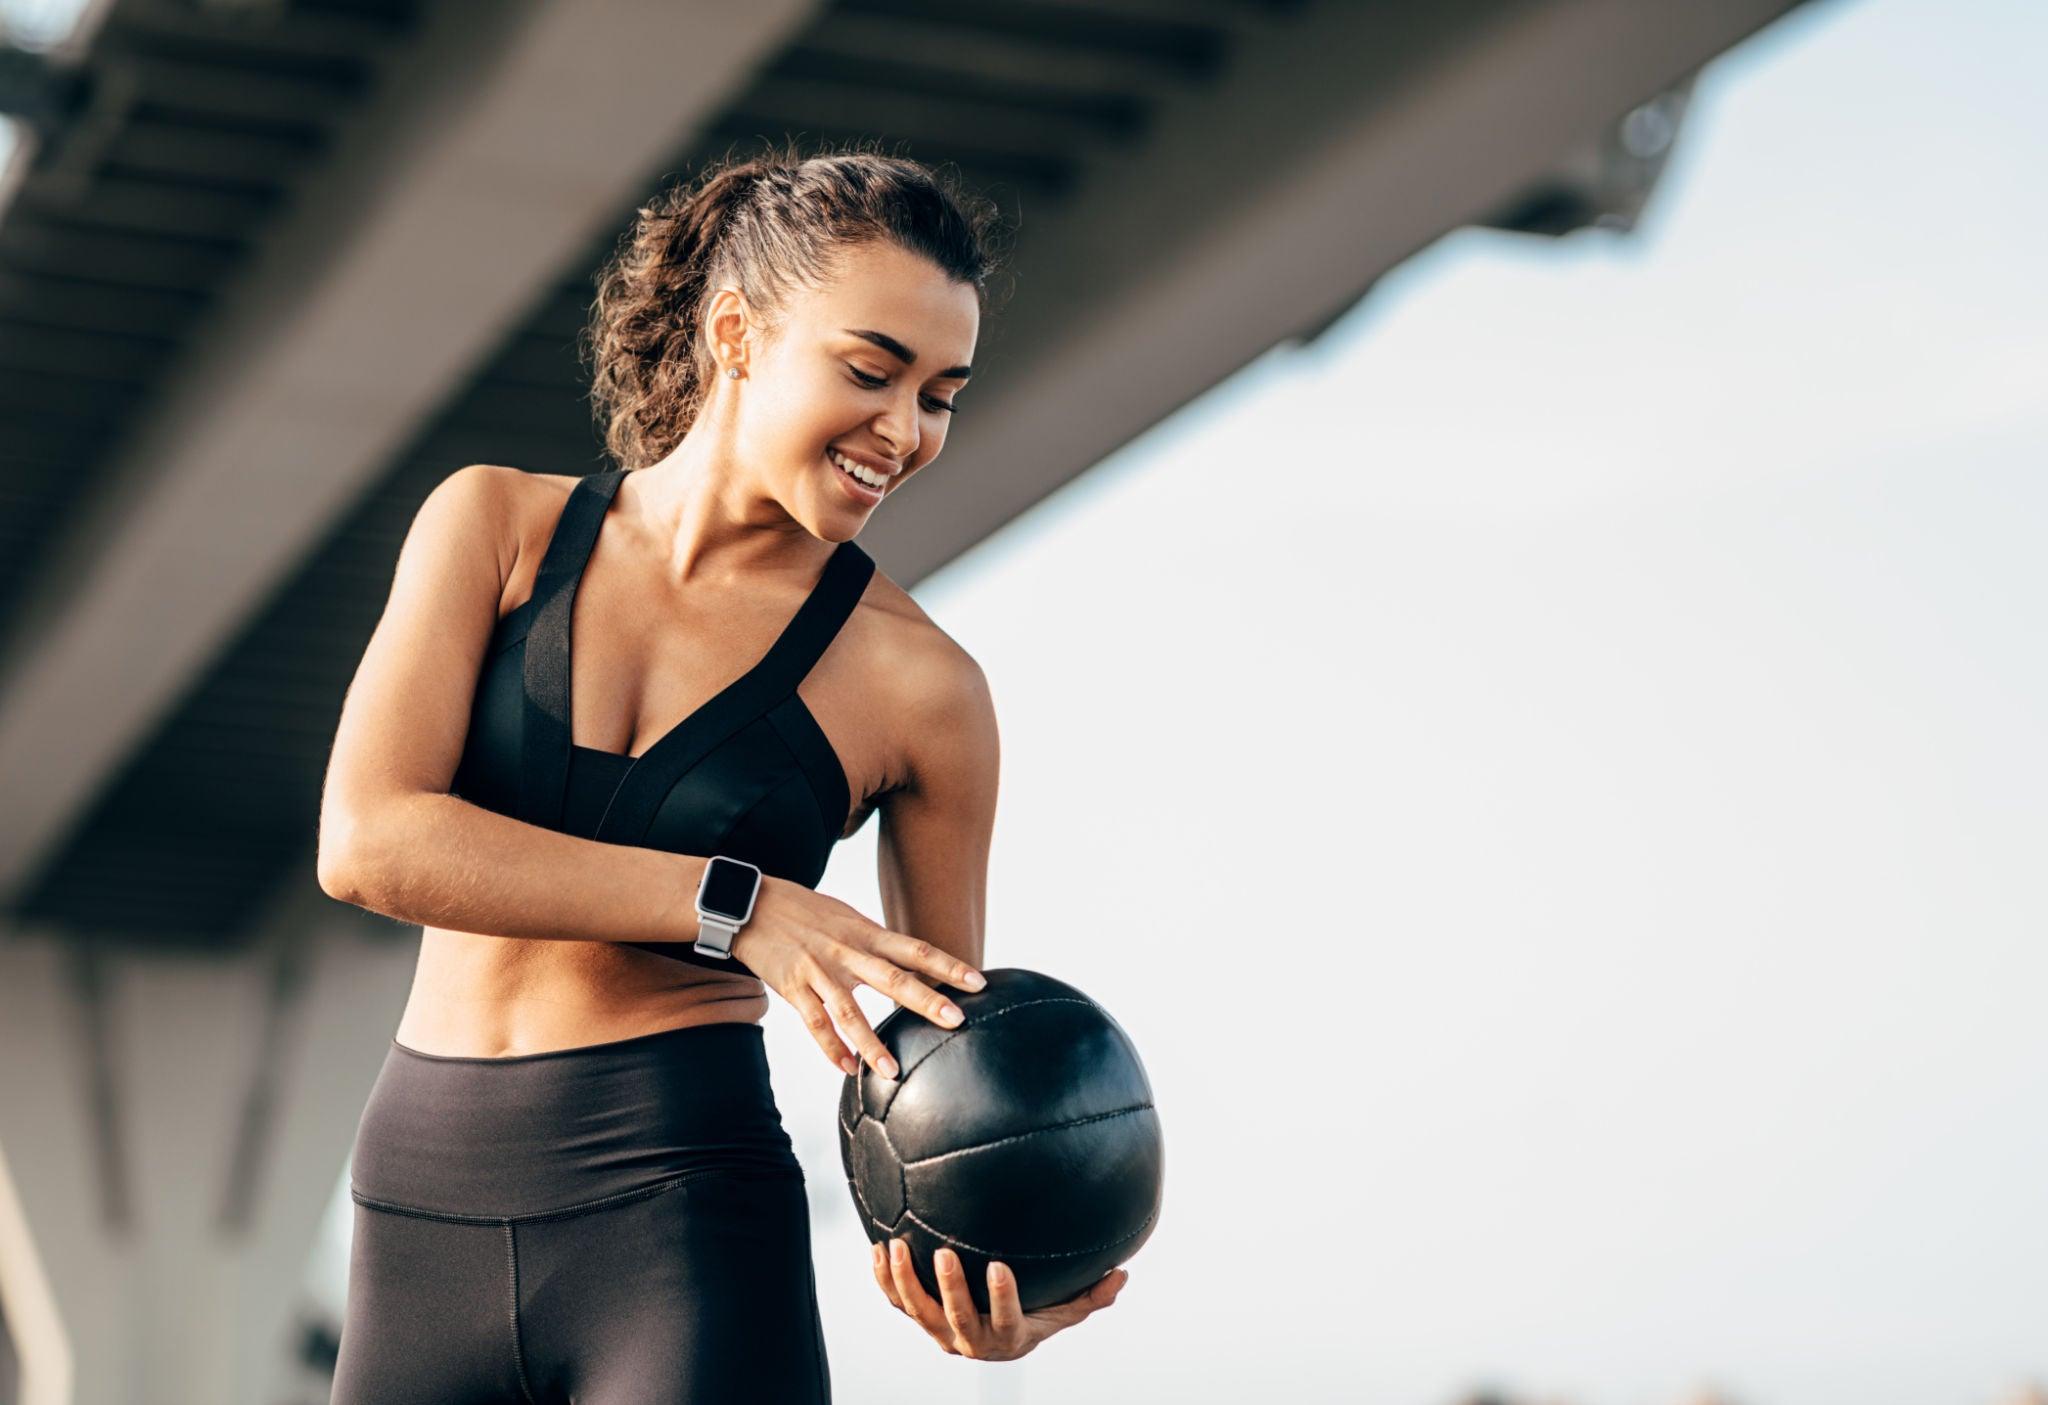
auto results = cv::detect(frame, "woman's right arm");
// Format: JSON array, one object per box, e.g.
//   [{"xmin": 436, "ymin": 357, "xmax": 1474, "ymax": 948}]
[
  {"xmin": 315, "ymin": 465, "xmax": 978, "ymax": 1072},
  {"xmin": 315, "ymin": 464, "xmax": 606, "ymax": 924},
  {"xmin": 324, "ymin": 785, "xmax": 713, "ymax": 950}
]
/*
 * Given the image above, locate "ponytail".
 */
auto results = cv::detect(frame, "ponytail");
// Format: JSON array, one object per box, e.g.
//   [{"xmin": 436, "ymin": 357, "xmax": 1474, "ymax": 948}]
[{"xmin": 581, "ymin": 138, "xmax": 1008, "ymax": 470}]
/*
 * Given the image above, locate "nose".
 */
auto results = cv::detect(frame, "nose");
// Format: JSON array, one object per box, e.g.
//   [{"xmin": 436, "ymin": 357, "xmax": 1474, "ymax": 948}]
[{"xmin": 873, "ymin": 395, "xmax": 919, "ymax": 464}]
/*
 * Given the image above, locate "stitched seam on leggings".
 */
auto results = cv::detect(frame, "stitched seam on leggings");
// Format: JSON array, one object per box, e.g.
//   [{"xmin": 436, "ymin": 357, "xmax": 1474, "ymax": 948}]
[
  {"xmin": 349, "ymin": 1161, "xmax": 800, "ymax": 1226},
  {"xmin": 503, "ymin": 1223, "xmax": 538, "ymax": 1405}
]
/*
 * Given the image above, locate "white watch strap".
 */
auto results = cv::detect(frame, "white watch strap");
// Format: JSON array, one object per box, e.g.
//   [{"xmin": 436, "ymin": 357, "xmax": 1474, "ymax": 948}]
[{"xmin": 693, "ymin": 914, "xmax": 740, "ymax": 959}]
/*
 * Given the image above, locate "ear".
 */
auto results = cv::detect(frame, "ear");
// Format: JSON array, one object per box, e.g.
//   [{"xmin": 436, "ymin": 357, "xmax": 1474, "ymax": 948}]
[{"xmin": 699, "ymin": 284, "xmax": 761, "ymax": 368}]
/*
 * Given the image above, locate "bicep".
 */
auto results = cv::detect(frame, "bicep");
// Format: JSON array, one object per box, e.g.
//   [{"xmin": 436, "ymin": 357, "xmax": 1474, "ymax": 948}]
[
  {"xmin": 319, "ymin": 464, "xmax": 514, "ymax": 865},
  {"xmin": 876, "ymin": 647, "xmax": 999, "ymax": 973}
]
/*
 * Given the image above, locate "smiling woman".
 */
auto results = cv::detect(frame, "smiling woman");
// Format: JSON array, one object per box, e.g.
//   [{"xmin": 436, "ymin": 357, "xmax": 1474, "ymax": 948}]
[
  {"xmin": 314, "ymin": 140, "xmax": 1130, "ymax": 1404},
  {"xmin": 580, "ymin": 140, "xmax": 1007, "ymax": 482}
]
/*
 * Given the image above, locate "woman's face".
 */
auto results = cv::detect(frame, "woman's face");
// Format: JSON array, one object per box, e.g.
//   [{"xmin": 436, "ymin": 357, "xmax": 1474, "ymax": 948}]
[{"xmin": 713, "ymin": 238, "xmax": 980, "ymax": 538}]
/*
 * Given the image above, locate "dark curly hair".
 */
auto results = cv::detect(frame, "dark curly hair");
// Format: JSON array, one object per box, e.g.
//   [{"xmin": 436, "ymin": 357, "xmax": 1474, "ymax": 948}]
[{"xmin": 579, "ymin": 137, "xmax": 1013, "ymax": 471}]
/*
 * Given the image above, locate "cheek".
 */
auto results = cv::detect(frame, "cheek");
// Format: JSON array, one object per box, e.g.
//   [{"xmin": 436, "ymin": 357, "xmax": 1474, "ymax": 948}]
[
  {"xmin": 786, "ymin": 370, "xmax": 869, "ymax": 437},
  {"xmin": 744, "ymin": 382, "xmax": 849, "ymax": 458}
]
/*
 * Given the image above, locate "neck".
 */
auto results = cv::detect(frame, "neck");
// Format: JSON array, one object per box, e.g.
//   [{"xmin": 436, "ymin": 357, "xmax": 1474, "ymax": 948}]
[{"xmin": 626, "ymin": 431, "xmax": 827, "ymax": 590}]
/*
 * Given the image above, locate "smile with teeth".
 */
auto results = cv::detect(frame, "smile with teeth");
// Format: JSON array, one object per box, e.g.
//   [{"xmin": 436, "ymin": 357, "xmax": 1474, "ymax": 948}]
[{"xmin": 829, "ymin": 448, "xmax": 893, "ymax": 491}]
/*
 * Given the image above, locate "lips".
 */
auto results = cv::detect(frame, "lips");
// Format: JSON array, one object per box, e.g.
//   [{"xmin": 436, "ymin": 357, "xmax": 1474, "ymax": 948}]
[
  {"xmin": 827, "ymin": 450, "xmax": 885, "ymax": 504},
  {"xmin": 829, "ymin": 446, "xmax": 898, "ymax": 477}
]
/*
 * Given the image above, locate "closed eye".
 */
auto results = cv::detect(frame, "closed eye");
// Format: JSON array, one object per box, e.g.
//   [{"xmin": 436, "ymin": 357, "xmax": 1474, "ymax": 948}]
[{"xmin": 848, "ymin": 365, "xmax": 957, "ymax": 414}]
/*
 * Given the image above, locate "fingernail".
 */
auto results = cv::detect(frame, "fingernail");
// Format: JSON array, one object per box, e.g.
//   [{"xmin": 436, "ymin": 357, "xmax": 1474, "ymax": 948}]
[
  {"xmin": 937, "ymin": 1248, "xmax": 955, "ymax": 1270},
  {"xmin": 940, "ymin": 1003, "xmax": 963, "ymax": 1024},
  {"xmin": 879, "ymin": 1055, "xmax": 899, "ymax": 1078},
  {"xmin": 961, "ymin": 970, "xmax": 987, "ymax": 990},
  {"xmin": 839, "ymin": 1056, "xmax": 857, "ymax": 1076},
  {"xmin": 891, "ymin": 1239, "xmax": 906, "ymax": 1259},
  {"xmin": 990, "ymin": 1262, "xmax": 1008, "ymax": 1282}
]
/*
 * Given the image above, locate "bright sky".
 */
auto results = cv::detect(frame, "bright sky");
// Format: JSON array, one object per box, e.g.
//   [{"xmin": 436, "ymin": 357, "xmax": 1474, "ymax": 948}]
[
  {"xmin": 302, "ymin": 0, "xmax": 2046, "ymax": 1399},
  {"xmin": 784, "ymin": 0, "xmax": 2048, "ymax": 1400},
  {"xmin": 0, "ymin": 0, "xmax": 97, "ymax": 51}
]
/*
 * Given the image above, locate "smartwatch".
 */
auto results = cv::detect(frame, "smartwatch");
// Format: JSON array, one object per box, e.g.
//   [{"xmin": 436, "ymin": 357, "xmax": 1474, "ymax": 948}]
[{"xmin": 693, "ymin": 855, "xmax": 763, "ymax": 961}]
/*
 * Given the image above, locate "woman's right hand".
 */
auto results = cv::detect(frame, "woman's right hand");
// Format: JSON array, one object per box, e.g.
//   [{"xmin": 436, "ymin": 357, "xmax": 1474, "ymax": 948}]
[{"xmin": 730, "ymin": 874, "xmax": 985, "ymax": 1078}]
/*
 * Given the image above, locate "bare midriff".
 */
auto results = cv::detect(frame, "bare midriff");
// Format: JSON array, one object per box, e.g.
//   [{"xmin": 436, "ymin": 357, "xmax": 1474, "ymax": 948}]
[{"xmin": 391, "ymin": 927, "xmax": 770, "ymax": 1058}]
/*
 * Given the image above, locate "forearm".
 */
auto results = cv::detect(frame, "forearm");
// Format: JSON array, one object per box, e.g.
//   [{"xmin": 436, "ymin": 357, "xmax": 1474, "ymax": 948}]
[{"xmin": 322, "ymin": 790, "xmax": 753, "ymax": 976}]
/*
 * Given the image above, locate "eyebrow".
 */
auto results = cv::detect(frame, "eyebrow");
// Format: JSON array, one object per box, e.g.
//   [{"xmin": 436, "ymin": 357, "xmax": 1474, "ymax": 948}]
[{"xmin": 842, "ymin": 328, "xmax": 972, "ymax": 380}]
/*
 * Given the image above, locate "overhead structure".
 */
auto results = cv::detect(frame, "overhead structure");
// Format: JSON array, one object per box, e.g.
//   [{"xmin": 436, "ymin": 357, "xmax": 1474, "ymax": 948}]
[{"xmin": 0, "ymin": 0, "xmax": 1818, "ymax": 1400}]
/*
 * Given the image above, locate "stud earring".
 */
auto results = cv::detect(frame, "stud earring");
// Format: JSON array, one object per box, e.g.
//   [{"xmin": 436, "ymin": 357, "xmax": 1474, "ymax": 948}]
[{"xmin": 727, "ymin": 367, "xmax": 741, "ymax": 379}]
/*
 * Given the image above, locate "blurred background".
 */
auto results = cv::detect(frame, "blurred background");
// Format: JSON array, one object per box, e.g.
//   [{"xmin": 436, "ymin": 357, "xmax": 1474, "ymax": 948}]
[{"xmin": 1, "ymin": 0, "xmax": 2042, "ymax": 1401}]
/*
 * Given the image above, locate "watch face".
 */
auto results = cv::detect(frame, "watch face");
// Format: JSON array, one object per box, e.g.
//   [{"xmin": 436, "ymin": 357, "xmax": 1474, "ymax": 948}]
[{"xmin": 700, "ymin": 858, "xmax": 760, "ymax": 922}]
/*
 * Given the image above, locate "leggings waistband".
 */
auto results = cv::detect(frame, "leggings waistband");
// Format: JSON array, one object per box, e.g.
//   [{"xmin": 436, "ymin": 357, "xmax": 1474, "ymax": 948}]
[{"xmin": 349, "ymin": 1021, "xmax": 800, "ymax": 1221}]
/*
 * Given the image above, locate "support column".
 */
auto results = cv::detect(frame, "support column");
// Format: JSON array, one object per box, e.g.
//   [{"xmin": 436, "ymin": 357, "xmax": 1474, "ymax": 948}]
[
  {"xmin": 0, "ymin": 933, "xmax": 117, "ymax": 1405},
  {"xmin": 0, "ymin": 895, "xmax": 415, "ymax": 1405}
]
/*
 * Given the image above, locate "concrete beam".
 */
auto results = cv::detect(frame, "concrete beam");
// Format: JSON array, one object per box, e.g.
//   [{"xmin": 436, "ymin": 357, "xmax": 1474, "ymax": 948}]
[
  {"xmin": 0, "ymin": 0, "xmax": 822, "ymax": 899},
  {"xmin": 856, "ymin": 0, "xmax": 1808, "ymax": 585},
  {"xmin": 0, "ymin": 0, "xmax": 1808, "ymax": 901}
]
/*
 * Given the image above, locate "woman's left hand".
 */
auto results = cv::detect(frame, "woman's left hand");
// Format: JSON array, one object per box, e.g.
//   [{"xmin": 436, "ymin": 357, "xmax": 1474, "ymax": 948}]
[{"xmin": 871, "ymin": 1237, "xmax": 1128, "ymax": 1360}]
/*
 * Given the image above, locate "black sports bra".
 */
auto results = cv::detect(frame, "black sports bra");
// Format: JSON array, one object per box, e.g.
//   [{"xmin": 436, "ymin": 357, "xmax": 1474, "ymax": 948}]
[{"xmin": 449, "ymin": 467, "xmax": 877, "ymax": 979}]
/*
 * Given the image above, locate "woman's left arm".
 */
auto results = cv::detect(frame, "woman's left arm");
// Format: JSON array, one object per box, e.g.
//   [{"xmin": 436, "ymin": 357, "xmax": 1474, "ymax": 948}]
[
  {"xmin": 867, "ymin": 639, "xmax": 1131, "ymax": 1358},
  {"xmin": 874, "ymin": 639, "xmax": 999, "ymax": 978}
]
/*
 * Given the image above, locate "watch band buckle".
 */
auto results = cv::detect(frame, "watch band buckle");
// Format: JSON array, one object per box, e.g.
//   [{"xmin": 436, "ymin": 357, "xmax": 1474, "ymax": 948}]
[{"xmin": 693, "ymin": 915, "xmax": 739, "ymax": 959}]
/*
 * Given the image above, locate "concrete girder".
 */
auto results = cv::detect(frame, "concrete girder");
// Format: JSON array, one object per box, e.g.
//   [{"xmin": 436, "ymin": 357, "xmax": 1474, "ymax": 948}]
[{"xmin": 0, "ymin": 0, "xmax": 824, "ymax": 901}]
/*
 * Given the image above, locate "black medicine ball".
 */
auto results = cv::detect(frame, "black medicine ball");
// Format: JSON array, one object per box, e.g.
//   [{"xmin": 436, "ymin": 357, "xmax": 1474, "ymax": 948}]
[{"xmin": 837, "ymin": 967, "xmax": 1164, "ymax": 1314}]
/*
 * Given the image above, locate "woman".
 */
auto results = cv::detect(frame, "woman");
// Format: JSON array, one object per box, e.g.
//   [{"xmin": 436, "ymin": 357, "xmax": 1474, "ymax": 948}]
[{"xmin": 317, "ymin": 144, "xmax": 1128, "ymax": 1402}]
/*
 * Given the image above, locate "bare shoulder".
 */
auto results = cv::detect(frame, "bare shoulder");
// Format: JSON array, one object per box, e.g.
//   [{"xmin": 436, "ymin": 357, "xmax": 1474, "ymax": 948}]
[
  {"xmin": 438, "ymin": 461, "xmax": 563, "ymax": 542},
  {"xmin": 476, "ymin": 465, "xmax": 582, "ymax": 610},
  {"xmin": 855, "ymin": 567, "xmax": 997, "ymax": 782},
  {"xmin": 858, "ymin": 567, "xmax": 988, "ymax": 705},
  {"xmin": 493, "ymin": 466, "xmax": 579, "ymax": 537},
  {"xmin": 410, "ymin": 462, "xmax": 529, "ymax": 593}
]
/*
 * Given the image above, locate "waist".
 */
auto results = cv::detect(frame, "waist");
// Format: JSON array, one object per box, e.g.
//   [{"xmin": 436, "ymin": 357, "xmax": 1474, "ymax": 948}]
[
  {"xmin": 349, "ymin": 1021, "xmax": 800, "ymax": 1220},
  {"xmin": 411, "ymin": 927, "xmax": 767, "ymax": 1001}
]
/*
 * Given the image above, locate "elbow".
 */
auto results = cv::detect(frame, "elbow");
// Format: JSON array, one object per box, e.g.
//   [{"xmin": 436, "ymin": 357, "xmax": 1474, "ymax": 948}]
[
  {"xmin": 317, "ymin": 849, "xmax": 360, "ymax": 904},
  {"xmin": 317, "ymin": 840, "xmax": 362, "ymax": 904},
  {"xmin": 316, "ymin": 803, "xmax": 378, "ymax": 903}
]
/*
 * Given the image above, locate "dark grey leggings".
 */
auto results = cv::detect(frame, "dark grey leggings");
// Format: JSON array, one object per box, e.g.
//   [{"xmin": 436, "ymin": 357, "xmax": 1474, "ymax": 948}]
[{"xmin": 331, "ymin": 1021, "xmax": 831, "ymax": 1403}]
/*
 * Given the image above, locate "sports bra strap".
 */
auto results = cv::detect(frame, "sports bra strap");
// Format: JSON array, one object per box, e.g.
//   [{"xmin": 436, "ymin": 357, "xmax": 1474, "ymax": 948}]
[
  {"xmin": 589, "ymin": 537, "xmax": 874, "ymax": 846},
  {"xmin": 749, "ymin": 537, "xmax": 876, "ymax": 699},
  {"xmin": 518, "ymin": 469, "xmax": 624, "ymax": 829},
  {"xmin": 516, "ymin": 466, "xmax": 878, "ymax": 843}
]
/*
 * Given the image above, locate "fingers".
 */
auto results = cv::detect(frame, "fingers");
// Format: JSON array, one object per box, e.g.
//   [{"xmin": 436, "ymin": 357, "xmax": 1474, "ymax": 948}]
[
  {"xmin": 887, "ymin": 1238, "xmax": 955, "ymax": 1346},
  {"xmin": 870, "ymin": 1242, "xmax": 904, "ymax": 1311},
  {"xmin": 866, "ymin": 927, "xmax": 986, "ymax": 995},
  {"xmin": 790, "ymin": 987, "xmax": 859, "ymax": 1076},
  {"xmin": 1025, "ymin": 1266, "xmax": 1130, "ymax": 1333},
  {"xmin": 807, "ymin": 937, "xmax": 974, "ymax": 1078},
  {"xmin": 1096, "ymin": 1268, "xmax": 1130, "ymax": 1307},
  {"xmin": 848, "ymin": 951, "xmax": 966, "ymax": 1036},
  {"xmin": 986, "ymin": 1259, "xmax": 1022, "ymax": 1338},
  {"xmin": 811, "ymin": 973, "xmax": 898, "ymax": 1078},
  {"xmin": 876, "ymin": 1241, "xmax": 1125, "ymax": 1360},
  {"xmin": 1072, "ymin": 1268, "xmax": 1129, "ymax": 1318},
  {"xmin": 932, "ymin": 1248, "xmax": 987, "ymax": 1356}
]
